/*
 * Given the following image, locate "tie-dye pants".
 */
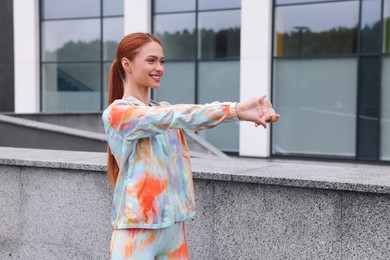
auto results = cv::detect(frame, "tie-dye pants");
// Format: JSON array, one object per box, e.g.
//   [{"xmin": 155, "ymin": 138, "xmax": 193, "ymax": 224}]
[{"xmin": 110, "ymin": 221, "xmax": 189, "ymax": 259}]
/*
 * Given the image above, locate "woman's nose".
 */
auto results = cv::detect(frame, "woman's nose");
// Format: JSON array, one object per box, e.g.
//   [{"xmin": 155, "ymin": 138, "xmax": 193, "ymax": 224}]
[{"xmin": 155, "ymin": 62, "xmax": 164, "ymax": 71}]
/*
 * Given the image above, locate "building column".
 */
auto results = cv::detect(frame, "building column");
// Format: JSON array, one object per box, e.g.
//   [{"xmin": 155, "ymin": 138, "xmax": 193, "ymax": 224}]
[
  {"xmin": 239, "ymin": 0, "xmax": 273, "ymax": 157},
  {"xmin": 124, "ymin": 0, "xmax": 151, "ymax": 34},
  {"xmin": 13, "ymin": 0, "xmax": 40, "ymax": 113}
]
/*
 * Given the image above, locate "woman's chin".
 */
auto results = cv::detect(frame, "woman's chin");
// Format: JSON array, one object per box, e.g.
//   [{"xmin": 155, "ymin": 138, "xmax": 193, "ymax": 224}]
[{"xmin": 149, "ymin": 84, "xmax": 161, "ymax": 89}]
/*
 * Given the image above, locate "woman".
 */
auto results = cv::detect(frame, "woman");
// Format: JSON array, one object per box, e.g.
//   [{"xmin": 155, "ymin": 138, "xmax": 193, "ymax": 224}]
[{"xmin": 102, "ymin": 32, "xmax": 279, "ymax": 259}]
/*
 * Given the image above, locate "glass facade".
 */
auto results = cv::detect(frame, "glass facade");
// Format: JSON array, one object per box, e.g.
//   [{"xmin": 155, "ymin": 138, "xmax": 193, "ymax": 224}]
[
  {"xmin": 382, "ymin": 1, "xmax": 390, "ymax": 160},
  {"xmin": 274, "ymin": 2, "xmax": 359, "ymax": 57},
  {"xmin": 37, "ymin": 0, "xmax": 390, "ymax": 161},
  {"xmin": 152, "ymin": 0, "xmax": 241, "ymax": 152},
  {"xmin": 273, "ymin": 58, "xmax": 357, "ymax": 157},
  {"xmin": 384, "ymin": 0, "xmax": 390, "ymax": 53},
  {"xmin": 273, "ymin": 0, "xmax": 390, "ymax": 162},
  {"xmin": 382, "ymin": 57, "xmax": 390, "ymax": 160},
  {"xmin": 40, "ymin": 0, "xmax": 123, "ymax": 112}
]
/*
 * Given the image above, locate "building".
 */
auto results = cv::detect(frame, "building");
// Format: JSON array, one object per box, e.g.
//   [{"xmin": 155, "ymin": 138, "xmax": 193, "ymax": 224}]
[{"xmin": 1, "ymin": 0, "xmax": 389, "ymax": 162}]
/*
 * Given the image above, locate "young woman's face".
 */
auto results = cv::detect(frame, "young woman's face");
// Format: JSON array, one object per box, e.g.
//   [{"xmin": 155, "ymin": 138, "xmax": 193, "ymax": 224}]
[{"xmin": 129, "ymin": 41, "xmax": 165, "ymax": 89}]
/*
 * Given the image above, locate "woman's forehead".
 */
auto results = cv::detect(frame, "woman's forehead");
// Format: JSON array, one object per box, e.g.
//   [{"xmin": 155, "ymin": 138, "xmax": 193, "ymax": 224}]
[{"xmin": 138, "ymin": 41, "xmax": 164, "ymax": 57}]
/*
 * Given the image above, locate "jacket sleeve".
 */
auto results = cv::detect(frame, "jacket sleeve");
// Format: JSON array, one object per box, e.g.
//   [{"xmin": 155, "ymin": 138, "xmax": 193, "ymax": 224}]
[{"xmin": 102, "ymin": 100, "xmax": 238, "ymax": 140}]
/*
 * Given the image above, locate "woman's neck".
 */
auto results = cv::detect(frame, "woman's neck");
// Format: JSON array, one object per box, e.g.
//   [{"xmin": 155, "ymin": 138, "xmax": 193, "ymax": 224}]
[{"xmin": 123, "ymin": 82, "xmax": 150, "ymax": 106}]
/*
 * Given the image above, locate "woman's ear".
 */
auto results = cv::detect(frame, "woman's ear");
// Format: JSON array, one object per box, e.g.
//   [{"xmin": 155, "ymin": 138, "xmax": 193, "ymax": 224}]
[{"xmin": 121, "ymin": 57, "xmax": 132, "ymax": 73}]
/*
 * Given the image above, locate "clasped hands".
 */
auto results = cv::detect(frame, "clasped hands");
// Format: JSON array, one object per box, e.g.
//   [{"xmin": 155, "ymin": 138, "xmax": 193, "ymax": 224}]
[{"xmin": 235, "ymin": 95, "xmax": 280, "ymax": 128}]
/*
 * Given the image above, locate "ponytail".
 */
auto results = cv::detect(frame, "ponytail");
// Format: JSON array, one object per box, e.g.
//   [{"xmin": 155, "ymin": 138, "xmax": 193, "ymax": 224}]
[
  {"xmin": 106, "ymin": 33, "xmax": 162, "ymax": 186},
  {"xmin": 107, "ymin": 59, "xmax": 123, "ymax": 186}
]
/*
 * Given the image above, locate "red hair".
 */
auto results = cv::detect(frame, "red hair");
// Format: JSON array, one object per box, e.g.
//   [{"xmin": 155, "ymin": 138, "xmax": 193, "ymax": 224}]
[{"xmin": 107, "ymin": 33, "xmax": 162, "ymax": 186}]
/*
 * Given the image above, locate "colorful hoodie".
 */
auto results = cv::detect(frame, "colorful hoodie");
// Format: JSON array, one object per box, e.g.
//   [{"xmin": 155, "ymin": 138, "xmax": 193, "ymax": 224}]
[{"xmin": 102, "ymin": 95, "xmax": 238, "ymax": 229}]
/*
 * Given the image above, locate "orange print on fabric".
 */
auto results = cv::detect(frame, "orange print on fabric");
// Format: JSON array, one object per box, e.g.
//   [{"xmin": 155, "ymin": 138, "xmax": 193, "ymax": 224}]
[
  {"xmin": 206, "ymin": 104, "xmax": 230, "ymax": 122},
  {"xmin": 108, "ymin": 106, "xmax": 147, "ymax": 129},
  {"xmin": 136, "ymin": 172, "xmax": 168, "ymax": 221},
  {"xmin": 124, "ymin": 229, "xmax": 139, "ymax": 258},
  {"xmin": 135, "ymin": 138, "xmax": 152, "ymax": 163},
  {"xmin": 108, "ymin": 106, "xmax": 126, "ymax": 129},
  {"xmin": 167, "ymin": 240, "xmax": 189, "ymax": 259},
  {"xmin": 139, "ymin": 229, "xmax": 157, "ymax": 253}
]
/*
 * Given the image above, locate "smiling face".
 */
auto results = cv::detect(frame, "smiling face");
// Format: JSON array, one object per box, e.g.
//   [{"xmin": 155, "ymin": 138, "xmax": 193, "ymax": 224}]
[{"xmin": 126, "ymin": 41, "xmax": 165, "ymax": 90}]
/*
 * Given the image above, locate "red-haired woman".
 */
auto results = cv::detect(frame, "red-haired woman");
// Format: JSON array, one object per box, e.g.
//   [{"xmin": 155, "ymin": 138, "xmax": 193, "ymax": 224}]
[{"xmin": 102, "ymin": 32, "xmax": 279, "ymax": 259}]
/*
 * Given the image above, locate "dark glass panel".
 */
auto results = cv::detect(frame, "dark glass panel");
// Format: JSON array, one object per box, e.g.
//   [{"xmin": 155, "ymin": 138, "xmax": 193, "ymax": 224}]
[
  {"xmin": 384, "ymin": 0, "xmax": 390, "ymax": 53},
  {"xmin": 198, "ymin": 0, "xmax": 240, "ymax": 10},
  {"xmin": 41, "ymin": 0, "xmax": 100, "ymax": 19},
  {"xmin": 103, "ymin": 62, "xmax": 111, "ymax": 109},
  {"xmin": 103, "ymin": 0, "xmax": 124, "ymax": 16},
  {"xmin": 198, "ymin": 10, "xmax": 240, "ymax": 59},
  {"xmin": 153, "ymin": 0, "xmax": 195, "ymax": 13},
  {"xmin": 381, "ymin": 57, "xmax": 390, "ymax": 160},
  {"xmin": 153, "ymin": 62, "xmax": 195, "ymax": 104},
  {"xmin": 41, "ymin": 20, "xmax": 100, "ymax": 62},
  {"xmin": 197, "ymin": 60, "xmax": 240, "ymax": 152},
  {"xmin": 154, "ymin": 13, "xmax": 196, "ymax": 59},
  {"xmin": 272, "ymin": 58, "xmax": 357, "ymax": 157},
  {"xmin": 276, "ymin": 0, "xmax": 338, "ymax": 5},
  {"xmin": 357, "ymin": 57, "xmax": 381, "ymax": 160},
  {"xmin": 103, "ymin": 17, "xmax": 124, "ymax": 61},
  {"xmin": 42, "ymin": 63, "xmax": 101, "ymax": 112},
  {"xmin": 360, "ymin": 0, "xmax": 382, "ymax": 53},
  {"xmin": 274, "ymin": 2, "xmax": 359, "ymax": 57}
]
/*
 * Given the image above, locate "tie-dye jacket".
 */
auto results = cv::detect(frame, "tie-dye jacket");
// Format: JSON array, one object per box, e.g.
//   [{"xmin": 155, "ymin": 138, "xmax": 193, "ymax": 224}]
[{"xmin": 102, "ymin": 95, "xmax": 238, "ymax": 229}]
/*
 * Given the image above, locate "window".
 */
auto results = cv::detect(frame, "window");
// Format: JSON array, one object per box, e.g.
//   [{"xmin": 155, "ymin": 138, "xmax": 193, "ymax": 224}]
[
  {"xmin": 152, "ymin": 0, "xmax": 241, "ymax": 153},
  {"xmin": 274, "ymin": 1, "xmax": 359, "ymax": 57},
  {"xmin": 384, "ymin": 0, "xmax": 390, "ymax": 53},
  {"xmin": 381, "ymin": 57, "xmax": 390, "ymax": 160},
  {"xmin": 273, "ymin": 0, "xmax": 389, "ymax": 162},
  {"xmin": 381, "ymin": 0, "xmax": 390, "ymax": 160},
  {"xmin": 40, "ymin": 0, "xmax": 123, "ymax": 112}
]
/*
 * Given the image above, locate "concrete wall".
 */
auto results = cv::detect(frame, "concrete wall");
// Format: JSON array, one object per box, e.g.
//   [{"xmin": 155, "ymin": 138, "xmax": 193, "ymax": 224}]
[{"xmin": 1, "ymin": 147, "xmax": 390, "ymax": 259}]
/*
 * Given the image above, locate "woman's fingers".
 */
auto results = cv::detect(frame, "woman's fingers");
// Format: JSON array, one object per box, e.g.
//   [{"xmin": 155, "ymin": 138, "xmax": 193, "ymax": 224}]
[
  {"xmin": 256, "ymin": 118, "xmax": 267, "ymax": 128},
  {"xmin": 258, "ymin": 95, "xmax": 266, "ymax": 103},
  {"xmin": 265, "ymin": 114, "xmax": 280, "ymax": 123}
]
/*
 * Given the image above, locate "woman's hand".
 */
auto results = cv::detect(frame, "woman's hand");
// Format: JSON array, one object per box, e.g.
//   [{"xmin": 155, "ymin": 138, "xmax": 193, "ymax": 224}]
[{"xmin": 235, "ymin": 95, "xmax": 280, "ymax": 128}]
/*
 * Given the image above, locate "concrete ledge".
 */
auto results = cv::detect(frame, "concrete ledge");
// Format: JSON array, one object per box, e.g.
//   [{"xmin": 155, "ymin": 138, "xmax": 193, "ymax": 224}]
[
  {"xmin": 1, "ymin": 147, "xmax": 390, "ymax": 259},
  {"xmin": 1, "ymin": 147, "xmax": 389, "ymax": 194}
]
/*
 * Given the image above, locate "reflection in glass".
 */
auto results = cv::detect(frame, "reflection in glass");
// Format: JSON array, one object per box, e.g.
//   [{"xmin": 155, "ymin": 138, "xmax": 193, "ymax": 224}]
[
  {"xmin": 272, "ymin": 58, "xmax": 357, "ymax": 157},
  {"xmin": 42, "ymin": 63, "xmax": 101, "ymax": 112},
  {"xmin": 360, "ymin": 0, "xmax": 381, "ymax": 53},
  {"xmin": 103, "ymin": 62, "xmax": 112, "ymax": 109},
  {"xmin": 41, "ymin": 19, "xmax": 100, "ymax": 62},
  {"xmin": 357, "ymin": 57, "xmax": 381, "ymax": 159},
  {"xmin": 198, "ymin": 0, "xmax": 240, "ymax": 10},
  {"xmin": 384, "ymin": 0, "xmax": 390, "ymax": 53},
  {"xmin": 41, "ymin": 0, "xmax": 100, "ymax": 19},
  {"xmin": 153, "ymin": 0, "xmax": 195, "ymax": 13},
  {"xmin": 153, "ymin": 62, "xmax": 195, "ymax": 104},
  {"xmin": 198, "ymin": 10, "xmax": 240, "ymax": 59},
  {"xmin": 154, "ymin": 13, "xmax": 196, "ymax": 59},
  {"xmin": 381, "ymin": 57, "xmax": 390, "ymax": 160},
  {"xmin": 197, "ymin": 61, "xmax": 240, "ymax": 152},
  {"xmin": 103, "ymin": 17, "xmax": 124, "ymax": 61},
  {"xmin": 276, "ymin": 0, "xmax": 337, "ymax": 5},
  {"xmin": 103, "ymin": 0, "xmax": 124, "ymax": 16},
  {"xmin": 274, "ymin": 2, "xmax": 359, "ymax": 57}
]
